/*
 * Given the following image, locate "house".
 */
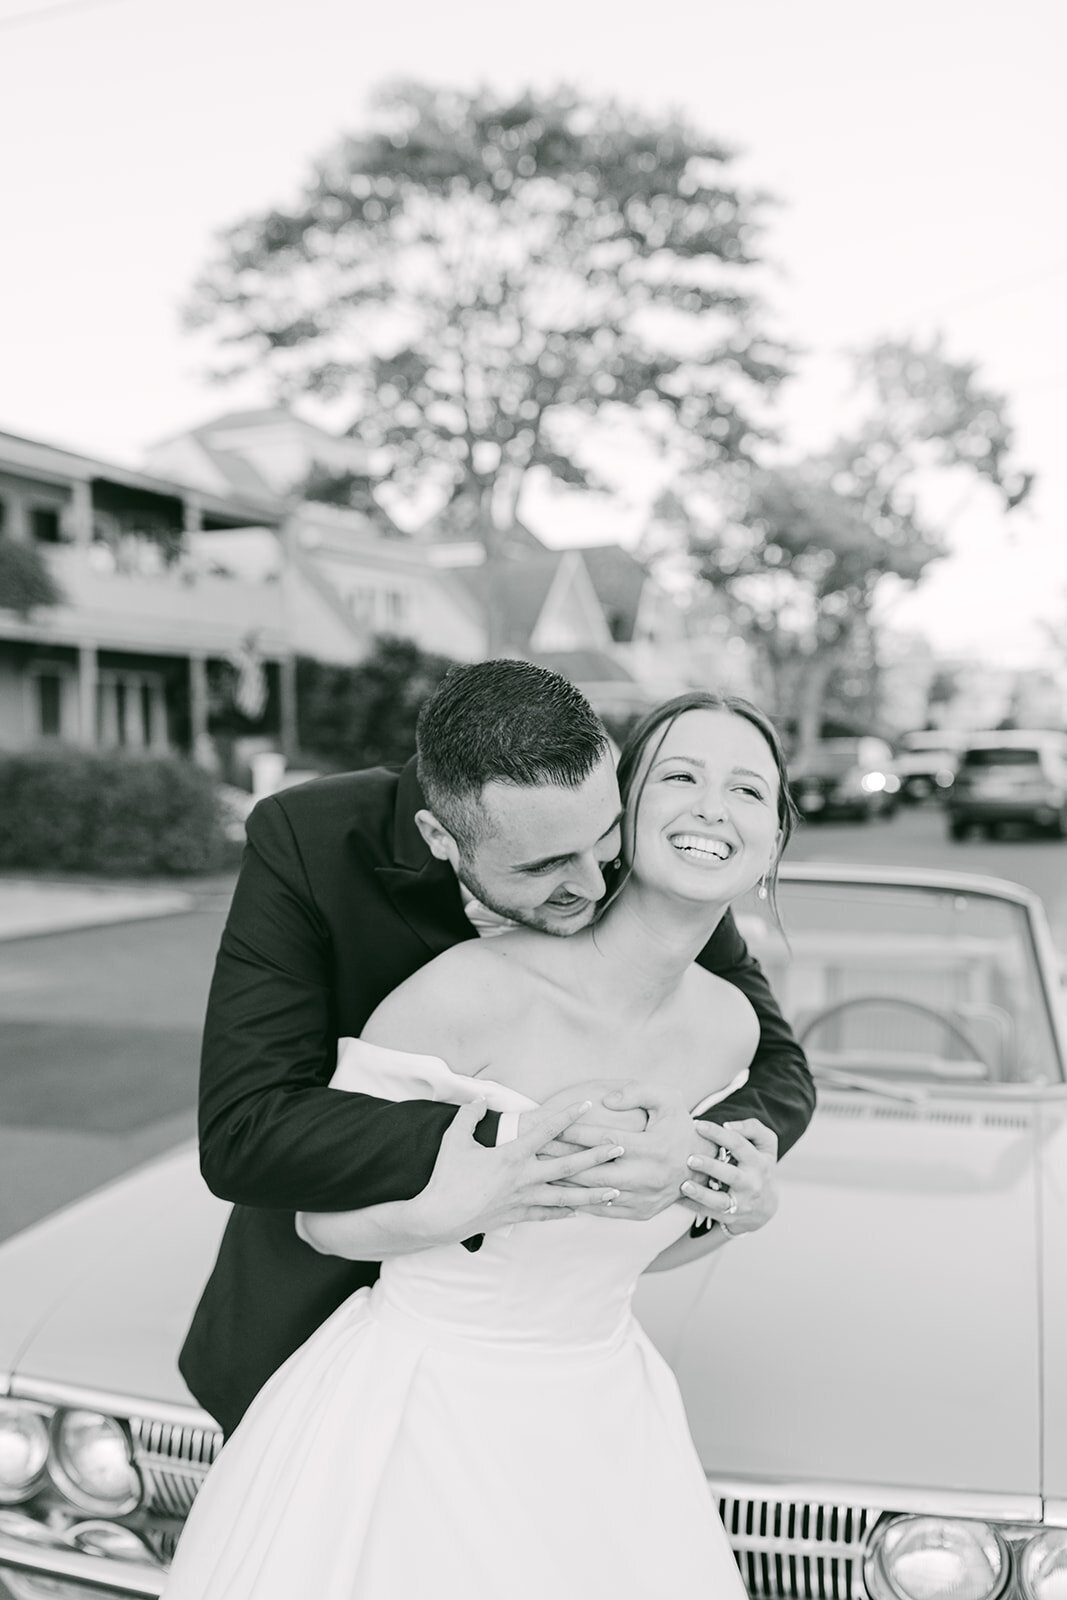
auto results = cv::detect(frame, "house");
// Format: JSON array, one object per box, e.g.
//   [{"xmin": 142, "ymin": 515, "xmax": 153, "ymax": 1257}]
[
  {"xmin": 0, "ymin": 427, "xmax": 297, "ymax": 760},
  {"xmin": 146, "ymin": 410, "xmax": 746, "ymax": 718},
  {"xmin": 143, "ymin": 407, "xmax": 377, "ymax": 508}
]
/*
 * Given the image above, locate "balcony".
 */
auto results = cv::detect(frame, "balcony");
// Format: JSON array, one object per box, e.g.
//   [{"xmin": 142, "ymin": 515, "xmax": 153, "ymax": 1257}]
[{"xmin": 0, "ymin": 540, "xmax": 288, "ymax": 657}]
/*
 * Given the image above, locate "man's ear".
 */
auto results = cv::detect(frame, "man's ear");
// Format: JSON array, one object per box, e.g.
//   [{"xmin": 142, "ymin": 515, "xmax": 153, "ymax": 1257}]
[{"xmin": 414, "ymin": 808, "xmax": 460, "ymax": 869}]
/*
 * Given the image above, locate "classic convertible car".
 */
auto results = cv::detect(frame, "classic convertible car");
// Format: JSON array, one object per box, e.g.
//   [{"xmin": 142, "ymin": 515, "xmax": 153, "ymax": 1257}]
[{"xmin": 2, "ymin": 864, "xmax": 1066, "ymax": 1600}]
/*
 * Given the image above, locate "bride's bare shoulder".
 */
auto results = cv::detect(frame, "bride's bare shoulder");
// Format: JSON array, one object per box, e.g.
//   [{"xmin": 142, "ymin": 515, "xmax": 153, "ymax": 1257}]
[
  {"xmin": 686, "ymin": 965, "xmax": 761, "ymax": 1045},
  {"xmin": 361, "ymin": 937, "xmax": 534, "ymax": 1068}
]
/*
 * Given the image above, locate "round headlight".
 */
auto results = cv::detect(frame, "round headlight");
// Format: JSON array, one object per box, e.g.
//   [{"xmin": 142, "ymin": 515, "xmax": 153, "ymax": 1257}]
[
  {"xmin": 868, "ymin": 1516, "xmax": 1009, "ymax": 1600},
  {"xmin": 49, "ymin": 1410, "xmax": 141, "ymax": 1514},
  {"xmin": 70, "ymin": 1520, "xmax": 158, "ymax": 1564},
  {"xmin": 0, "ymin": 1401, "xmax": 49, "ymax": 1503},
  {"xmin": 1020, "ymin": 1530, "xmax": 1067, "ymax": 1600}
]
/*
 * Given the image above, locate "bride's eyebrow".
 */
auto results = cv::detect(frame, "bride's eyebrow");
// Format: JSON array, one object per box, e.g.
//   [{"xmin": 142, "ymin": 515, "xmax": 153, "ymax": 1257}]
[{"xmin": 651, "ymin": 755, "xmax": 702, "ymax": 771}]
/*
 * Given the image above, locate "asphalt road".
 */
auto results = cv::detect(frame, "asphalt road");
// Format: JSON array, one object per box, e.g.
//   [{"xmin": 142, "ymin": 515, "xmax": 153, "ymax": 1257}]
[
  {"xmin": 0, "ymin": 897, "xmax": 230, "ymax": 1242},
  {"xmin": 3, "ymin": 800, "xmax": 1067, "ymax": 1243}
]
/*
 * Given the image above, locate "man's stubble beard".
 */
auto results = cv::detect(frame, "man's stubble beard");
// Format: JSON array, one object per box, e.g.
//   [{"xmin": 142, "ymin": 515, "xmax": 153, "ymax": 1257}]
[{"xmin": 455, "ymin": 859, "xmax": 598, "ymax": 938}]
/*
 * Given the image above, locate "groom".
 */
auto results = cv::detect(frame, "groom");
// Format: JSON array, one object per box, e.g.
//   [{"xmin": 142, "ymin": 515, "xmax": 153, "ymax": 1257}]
[{"xmin": 180, "ymin": 660, "xmax": 814, "ymax": 1435}]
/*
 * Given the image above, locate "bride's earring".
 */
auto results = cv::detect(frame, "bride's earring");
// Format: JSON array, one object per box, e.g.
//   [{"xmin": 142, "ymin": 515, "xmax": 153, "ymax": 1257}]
[
  {"xmin": 756, "ymin": 874, "xmax": 769, "ymax": 901},
  {"xmin": 610, "ymin": 857, "xmax": 622, "ymax": 870}
]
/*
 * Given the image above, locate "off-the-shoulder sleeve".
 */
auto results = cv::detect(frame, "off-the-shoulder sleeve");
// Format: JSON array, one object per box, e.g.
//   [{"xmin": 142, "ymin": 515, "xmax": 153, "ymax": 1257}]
[{"xmin": 330, "ymin": 1037, "xmax": 536, "ymax": 1117}]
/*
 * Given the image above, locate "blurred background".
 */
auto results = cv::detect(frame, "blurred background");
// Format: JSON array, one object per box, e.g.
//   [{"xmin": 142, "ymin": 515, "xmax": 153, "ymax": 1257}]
[{"xmin": 1, "ymin": 0, "xmax": 1066, "ymax": 1235}]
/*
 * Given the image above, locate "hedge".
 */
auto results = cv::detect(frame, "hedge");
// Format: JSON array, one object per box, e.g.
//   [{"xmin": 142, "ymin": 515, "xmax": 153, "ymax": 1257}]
[{"xmin": 0, "ymin": 747, "xmax": 230, "ymax": 875}]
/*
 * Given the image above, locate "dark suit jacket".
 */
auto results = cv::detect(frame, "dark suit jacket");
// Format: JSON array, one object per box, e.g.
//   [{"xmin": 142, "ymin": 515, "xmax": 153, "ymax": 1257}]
[{"xmin": 179, "ymin": 760, "xmax": 814, "ymax": 1434}]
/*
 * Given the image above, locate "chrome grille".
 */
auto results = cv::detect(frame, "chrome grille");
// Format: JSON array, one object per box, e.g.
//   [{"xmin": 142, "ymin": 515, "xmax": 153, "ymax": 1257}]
[
  {"xmin": 130, "ymin": 1416, "xmax": 222, "ymax": 1519},
  {"xmin": 717, "ymin": 1493, "xmax": 881, "ymax": 1600}
]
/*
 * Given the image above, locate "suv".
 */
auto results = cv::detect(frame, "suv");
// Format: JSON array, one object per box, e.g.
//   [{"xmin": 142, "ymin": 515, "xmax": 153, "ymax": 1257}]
[
  {"xmin": 894, "ymin": 729, "xmax": 968, "ymax": 802},
  {"xmin": 788, "ymin": 736, "xmax": 900, "ymax": 822},
  {"xmin": 947, "ymin": 730, "xmax": 1067, "ymax": 840}
]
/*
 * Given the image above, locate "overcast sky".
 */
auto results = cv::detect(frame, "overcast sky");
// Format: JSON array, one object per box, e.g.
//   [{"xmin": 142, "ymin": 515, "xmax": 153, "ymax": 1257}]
[{"xmin": 1, "ymin": 0, "xmax": 1064, "ymax": 664}]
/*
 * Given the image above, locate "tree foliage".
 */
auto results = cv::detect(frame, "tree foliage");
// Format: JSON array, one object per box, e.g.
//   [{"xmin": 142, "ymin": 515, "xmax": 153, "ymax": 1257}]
[
  {"xmin": 187, "ymin": 82, "xmax": 786, "ymax": 539},
  {"xmin": 654, "ymin": 337, "xmax": 1033, "ymax": 753},
  {"xmin": 295, "ymin": 635, "xmax": 459, "ymax": 770},
  {"xmin": 0, "ymin": 537, "xmax": 64, "ymax": 616}
]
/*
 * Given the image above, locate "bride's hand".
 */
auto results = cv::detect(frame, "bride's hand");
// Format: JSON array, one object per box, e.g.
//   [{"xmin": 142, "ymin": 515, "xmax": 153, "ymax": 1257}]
[
  {"xmin": 524, "ymin": 1081, "xmax": 649, "ymax": 1140},
  {"xmin": 539, "ymin": 1080, "xmax": 700, "ymax": 1221},
  {"xmin": 408, "ymin": 1097, "xmax": 628, "ymax": 1244}
]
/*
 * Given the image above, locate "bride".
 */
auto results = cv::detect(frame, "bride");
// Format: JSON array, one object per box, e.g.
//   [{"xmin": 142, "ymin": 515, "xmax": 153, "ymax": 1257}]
[{"xmin": 165, "ymin": 691, "xmax": 797, "ymax": 1599}]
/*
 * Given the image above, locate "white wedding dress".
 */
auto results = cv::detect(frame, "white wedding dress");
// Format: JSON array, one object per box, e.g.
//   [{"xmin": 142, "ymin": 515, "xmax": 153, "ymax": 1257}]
[{"xmin": 165, "ymin": 1041, "xmax": 747, "ymax": 1600}]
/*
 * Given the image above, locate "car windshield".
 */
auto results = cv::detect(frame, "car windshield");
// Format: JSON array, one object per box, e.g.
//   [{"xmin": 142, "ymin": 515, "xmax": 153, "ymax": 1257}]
[
  {"xmin": 961, "ymin": 747, "xmax": 1041, "ymax": 768},
  {"xmin": 736, "ymin": 878, "xmax": 1064, "ymax": 1088}
]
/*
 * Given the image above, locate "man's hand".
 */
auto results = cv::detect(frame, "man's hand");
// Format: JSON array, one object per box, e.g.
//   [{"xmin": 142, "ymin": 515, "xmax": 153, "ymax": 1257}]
[
  {"xmin": 680, "ymin": 1118, "xmax": 779, "ymax": 1235},
  {"xmin": 409, "ymin": 1098, "xmax": 626, "ymax": 1244},
  {"xmin": 539, "ymin": 1081, "xmax": 706, "ymax": 1221}
]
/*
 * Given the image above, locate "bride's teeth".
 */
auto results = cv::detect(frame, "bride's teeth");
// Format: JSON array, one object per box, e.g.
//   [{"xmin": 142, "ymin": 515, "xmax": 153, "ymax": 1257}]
[{"xmin": 671, "ymin": 835, "xmax": 731, "ymax": 860}]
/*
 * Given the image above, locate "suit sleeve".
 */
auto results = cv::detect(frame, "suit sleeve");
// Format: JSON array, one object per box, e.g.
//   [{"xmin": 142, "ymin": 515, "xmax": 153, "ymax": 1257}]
[
  {"xmin": 197, "ymin": 795, "xmax": 499, "ymax": 1213},
  {"xmin": 696, "ymin": 908, "xmax": 815, "ymax": 1159}
]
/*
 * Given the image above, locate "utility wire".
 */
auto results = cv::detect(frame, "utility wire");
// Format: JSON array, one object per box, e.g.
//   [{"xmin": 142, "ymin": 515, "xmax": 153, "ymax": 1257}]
[{"xmin": 0, "ymin": 0, "xmax": 129, "ymax": 30}]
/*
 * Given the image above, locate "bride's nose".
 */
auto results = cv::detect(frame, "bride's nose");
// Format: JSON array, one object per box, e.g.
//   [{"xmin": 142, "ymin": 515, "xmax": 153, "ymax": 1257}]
[{"xmin": 692, "ymin": 787, "xmax": 728, "ymax": 824}]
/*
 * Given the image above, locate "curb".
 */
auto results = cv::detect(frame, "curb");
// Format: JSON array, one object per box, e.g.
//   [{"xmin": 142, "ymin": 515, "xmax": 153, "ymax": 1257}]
[{"xmin": 0, "ymin": 882, "xmax": 197, "ymax": 943}]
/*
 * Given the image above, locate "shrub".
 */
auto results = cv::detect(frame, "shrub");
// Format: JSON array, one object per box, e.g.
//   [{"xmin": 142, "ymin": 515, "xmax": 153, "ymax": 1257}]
[
  {"xmin": 295, "ymin": 635, "xmax": 459, "ymax": 771},
  {"xmin": 0, "ymin": 748, "xmax": 229, "ymax": 875}
]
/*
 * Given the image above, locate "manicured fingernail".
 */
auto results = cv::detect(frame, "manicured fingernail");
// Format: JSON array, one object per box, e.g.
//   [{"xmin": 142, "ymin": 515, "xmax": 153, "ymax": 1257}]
[
  {"xmin": 609, "ymin": 1145, "xmax": 626, "ymax": 1159},
  {"xmin": 686, "ymin": 1155, "xmax": 704, "ymax": 1170},
  {"xmin": 576, "ymin": 1100, "xmax": 593, "ymax": 1113},
  {"xmin": 681, "ymin": 1181, "xmax": 698, "ymax": 1196},
  {"xmin": 602, "ymin": 1188, "xmax": 620, "ymax": 1202}
]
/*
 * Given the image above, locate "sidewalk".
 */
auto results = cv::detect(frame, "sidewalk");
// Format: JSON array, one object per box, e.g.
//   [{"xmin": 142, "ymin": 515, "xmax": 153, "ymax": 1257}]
[{"xmin": 0, "ymin": 873, "xmax": 236, "ymax": 942}]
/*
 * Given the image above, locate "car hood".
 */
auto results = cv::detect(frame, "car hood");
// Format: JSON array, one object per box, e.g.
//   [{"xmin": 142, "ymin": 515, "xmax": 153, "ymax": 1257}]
[
  {"xmin": 0, "ymin": 1145, "xmax": 227, "ymax": 1414},
  {"xmin": 636, "ymin": 1089, "xmax": 1047, "ymax": 1498}
]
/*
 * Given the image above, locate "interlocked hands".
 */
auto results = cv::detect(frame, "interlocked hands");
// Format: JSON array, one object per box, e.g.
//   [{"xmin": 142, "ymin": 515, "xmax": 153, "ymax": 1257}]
[
  {"xmin": 531, "ymin": 1081, "xmax": 780, "ymax": 1233},
  {"xmin": 409, "ymin": 1097, "xmax": 626, "ymax": 1245}
]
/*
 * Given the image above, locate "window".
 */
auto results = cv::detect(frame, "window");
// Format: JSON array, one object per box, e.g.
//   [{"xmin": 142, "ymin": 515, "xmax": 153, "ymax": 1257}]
[
  {"xmin": 30, "ymin": 507, "xmax": 62, "ymax": 544},
  {"xmin": 35, "ymin": 673, "xmax": 64, "ymax": 738},
  {"xmin": 96, "ymin": 671, "xmax": 165, "ymax": 749}
]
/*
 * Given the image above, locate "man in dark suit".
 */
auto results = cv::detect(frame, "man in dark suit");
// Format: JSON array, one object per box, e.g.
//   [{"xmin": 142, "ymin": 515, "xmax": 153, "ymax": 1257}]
[{"xmin": 180, "ymin": 661, "xmax": 814, "ymax": 1435}]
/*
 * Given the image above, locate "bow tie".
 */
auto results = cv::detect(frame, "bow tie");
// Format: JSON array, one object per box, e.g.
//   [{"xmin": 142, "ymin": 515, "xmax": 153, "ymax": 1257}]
[{"xmin": 461, "ymin": 895, "xmax": 518, "ymax": 938}]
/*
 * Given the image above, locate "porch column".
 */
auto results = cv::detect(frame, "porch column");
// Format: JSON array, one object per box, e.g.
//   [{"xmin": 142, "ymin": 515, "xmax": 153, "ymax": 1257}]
[
  {"xmin": 277, "ymin": 655, "xmax": 298, "ymax": 763},
  {"xmin": 68, "ymin": 480, "xmax": 94, "ymax": 546},
  {"xmin": 188, "ymin": 652, "xmax": 210, "ymax": 764},
  {"xmin": 76, "ymin": 643, "xmax": 98, "ymax": 745},
  {"xmin": 183, "ymin": 496, "xmax": 203, "ymax": 536}
]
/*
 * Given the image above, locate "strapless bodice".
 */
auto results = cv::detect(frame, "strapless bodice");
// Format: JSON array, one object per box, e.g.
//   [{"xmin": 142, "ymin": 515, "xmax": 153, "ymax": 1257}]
[{"xmin": 315, "ymin": 1039, "xmax": 743, "ymax": 1354}]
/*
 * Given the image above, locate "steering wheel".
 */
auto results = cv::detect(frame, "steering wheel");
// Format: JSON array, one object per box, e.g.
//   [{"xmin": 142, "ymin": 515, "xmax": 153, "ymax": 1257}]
[{"xmin": 797, "ymin": 994, "xmax": 993, "ymax": 1071}]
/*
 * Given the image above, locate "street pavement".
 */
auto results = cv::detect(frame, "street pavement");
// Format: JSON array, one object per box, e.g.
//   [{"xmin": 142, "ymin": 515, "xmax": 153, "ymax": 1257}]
[
  {"xmin": 0, "ymin": 878, "xmax": 233, "ymax": 1243},
  {"xmin": 3, "ymin": 802, "xmax": 1067, "ymax": 1244}
]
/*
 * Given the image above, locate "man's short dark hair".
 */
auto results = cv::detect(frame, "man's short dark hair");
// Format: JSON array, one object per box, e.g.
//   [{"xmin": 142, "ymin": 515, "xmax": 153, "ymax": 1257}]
[{"xmin": 416, "ymin": 659, "xmax": 610, "ymax": 848}]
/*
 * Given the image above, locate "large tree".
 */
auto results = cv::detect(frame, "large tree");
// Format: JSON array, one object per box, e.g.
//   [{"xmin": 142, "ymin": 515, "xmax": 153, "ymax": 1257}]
[
  {"xmin": 651, "ymin": 338, "xmax": 1033, "ymax": 755},
  {"xmin": 186, "ymin": 82, "xmax": 787, "ymax": 644}
]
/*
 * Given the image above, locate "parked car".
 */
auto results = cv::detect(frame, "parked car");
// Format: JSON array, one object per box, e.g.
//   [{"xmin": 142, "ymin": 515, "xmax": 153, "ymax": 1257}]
[
  {"xmin": 947, "ymin": 730, "xmax": 1067, "ymax": 840},
  {"xmin": 789, "ymin": 737, "xmax": 901, "ymax": 821},
  {"xmin": 893, "ymin": 729, "xmax": 968, "ymax": 803},
  {"xmin": 1, "ymin": 863, "xmax": 1066, "ymax": 1600}
]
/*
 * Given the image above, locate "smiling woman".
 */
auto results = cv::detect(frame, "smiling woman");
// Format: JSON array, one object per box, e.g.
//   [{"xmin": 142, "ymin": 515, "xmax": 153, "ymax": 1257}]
[{"xmin": 612, "ymin": 690, "xmax": 799, "ymax": 928}]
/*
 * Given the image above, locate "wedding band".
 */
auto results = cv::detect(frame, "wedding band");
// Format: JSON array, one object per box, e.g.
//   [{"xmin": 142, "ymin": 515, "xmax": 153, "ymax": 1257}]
[{"xmin": 724, "ymin": 1194, "xmax": 739, "ymax": 1217}]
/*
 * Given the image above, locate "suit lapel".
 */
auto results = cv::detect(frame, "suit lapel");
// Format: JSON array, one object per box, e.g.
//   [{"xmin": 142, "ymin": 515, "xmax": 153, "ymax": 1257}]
[{"xmin": 375, "ymin": 759, "xmax": 476, "ymax": 958}]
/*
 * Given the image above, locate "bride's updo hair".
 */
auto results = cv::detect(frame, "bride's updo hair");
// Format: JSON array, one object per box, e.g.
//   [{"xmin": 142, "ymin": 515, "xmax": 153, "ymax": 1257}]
[{"xmin": 610, "ymin": 690, "xmax": 799, "ymax": 924}]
